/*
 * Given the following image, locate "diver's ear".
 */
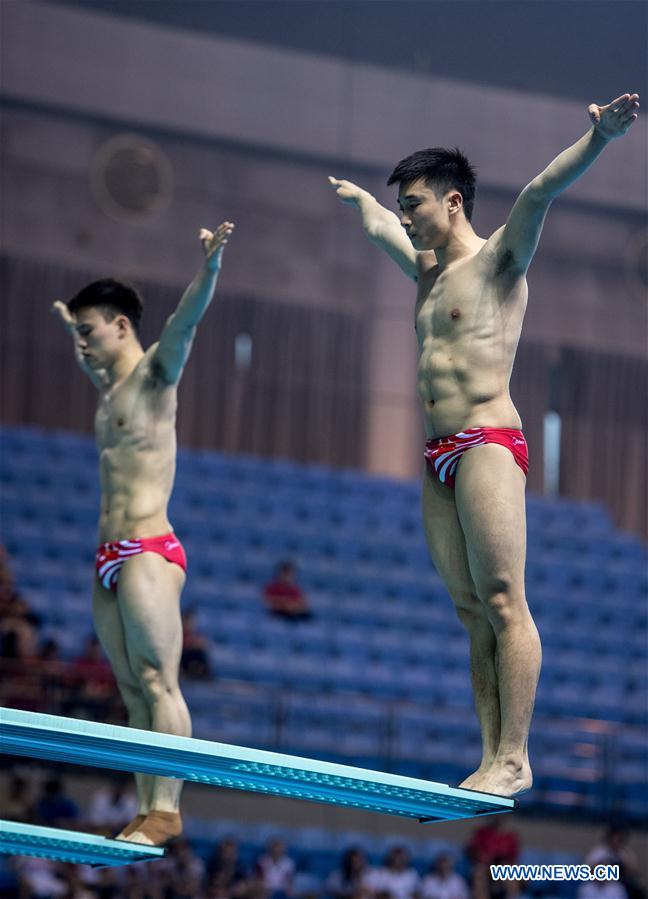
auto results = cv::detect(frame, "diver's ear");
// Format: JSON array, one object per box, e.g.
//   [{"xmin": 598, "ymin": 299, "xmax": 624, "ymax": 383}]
[{"xmin": 447, "ymin": 190, "xmax": 463, "ymax": 217}]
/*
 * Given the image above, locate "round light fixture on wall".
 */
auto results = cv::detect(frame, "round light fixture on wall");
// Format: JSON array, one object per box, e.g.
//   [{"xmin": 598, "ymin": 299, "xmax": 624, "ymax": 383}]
[{"xmin": 91, "ymin": 134, "xmax": 173, "ymax": 222}]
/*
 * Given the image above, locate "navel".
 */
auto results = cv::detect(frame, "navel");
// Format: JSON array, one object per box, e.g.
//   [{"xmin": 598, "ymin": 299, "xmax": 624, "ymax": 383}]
[{"xmin": 117, "ymin": 418, "xmax": 125, "ymax": 428}]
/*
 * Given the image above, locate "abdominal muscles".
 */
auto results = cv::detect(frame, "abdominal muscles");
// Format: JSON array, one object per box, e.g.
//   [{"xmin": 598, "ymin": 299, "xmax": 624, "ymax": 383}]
[{"xmin": 417, "ymin": 347, "xmax": 517, "ymax": 438}]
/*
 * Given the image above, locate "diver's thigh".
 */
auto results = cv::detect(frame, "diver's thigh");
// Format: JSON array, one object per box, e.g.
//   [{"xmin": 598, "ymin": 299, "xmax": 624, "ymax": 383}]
[
  {"xmin": 454, "ymin": 444, "xmax": 527, "ymax": 598},
  {"xmin": 422, "ymin": 468, "xmax": 476, "ymax": 599},
  {"xmin": 116, "ymin": 553, "xmax": 186, "ymax": 677}
]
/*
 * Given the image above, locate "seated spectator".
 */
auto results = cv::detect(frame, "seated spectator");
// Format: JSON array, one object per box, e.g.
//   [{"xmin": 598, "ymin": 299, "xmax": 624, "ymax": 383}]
[
  {"xmin": 577, "ymin": 868, "xmax": 628, "ymax": 899},
  {"xmin": 472, "ymin": 862, "xmax": 530, "ymax": 899},
  {"xmin": 3, "ymin": 771, "xmax": 33, "ymax": 823},
  {"xmin": 166, "ymin": 838, "xmax": 207, "ymax": 898},
  {"xmin": 181, "ymin": 609, "xmax": 213, "ymax": 680},
  {"xmin": 84, "ymin": 866, "xmax": 123, "ymax": 899},
  {"xmin": 57, "ymin": 862, "xmax": 97, "ymax": 899},
  {"xmin": 0, "ymin": 564, "xmax": 45, "ymax": 708},
  {"xmin": 207, "ymin": 837, "xmax": 249, "ymax": 898},
  {"xmin": 13, "ymin": 857, "xmax": 69, "ymax": 898},
  {"xmin": 0, "ymin": 544, "xmax": 16, "ymax": 608},
  {"xmin": 326, "ymin": 847, "xmax": 373, "ymax": 899},
  {"xmin": 0, "ymin": 592, "xmax": 40, "ymax": 660},
  {"xmin": 256, "ymin": 838, "xmax": 296, "ymax": 899},
  {"xmin": 366, "ymin": 846, "xmax": 420, "ymax": 899},
  {"xmin": 0, "ymin": 547, "xmax": 42, "ymax": 654},
  {"xmin": 263, "ymin": 562, "xmax": 312, "ymax": 621},
  {"xmin": 467, "ymin": 816, "xmax": 520, "ymax": 866},
  {"xmin": 586, "ymin": 828, "xmax": 645, "ymax": 899},
  {"xmin": 36, "ymin": 638, "xmax": 68, "ymax": 706},
  {"xmin": 87, "ymin": 776, "xmax": 138, "ymax": 836},
  {"xmin": 422, "ymin": 854, "xmax": 469, "ymax": 899},
  {"xmin": 68, "ymin": 634, "xmax": 117, "ymax": 715},
  {"xmin": 61, "ymin": 858, "xmax": 125, "ymax": 899},
  {"xmin": 121, "ymin": 859, "xmax": 173, "ymax": 899},
  {"xmin": 31, "ymin": 777, "xmax": 79, "ymax": 829},
  {"xmin": 0, "ymin": 596, "xmax": 43, "ymax": 709}
]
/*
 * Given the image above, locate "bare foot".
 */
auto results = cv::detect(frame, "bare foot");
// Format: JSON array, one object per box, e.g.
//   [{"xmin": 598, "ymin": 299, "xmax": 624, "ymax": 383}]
[
  {"xmin": 458, "ymin": 762, "xmax": 493, "ymax": 790},
  {"xmin": 121, "ymin": 810, "xmax": 182, "ymax": 847},
  {"xmin": 114, "ymin": 814, "xmax": 147, "ymax": 840},
  {"xmin": 459, "ymin": 760, "xmax": 532, "ymax": 797}
]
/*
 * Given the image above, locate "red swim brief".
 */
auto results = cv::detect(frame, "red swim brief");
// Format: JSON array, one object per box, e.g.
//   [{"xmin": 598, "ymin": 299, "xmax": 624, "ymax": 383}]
[
  {"xmin": 95, "ymin": 533, "xmax": 187, "ymax": 593},
  {"xmin": 424, "ymin": 427, "xmax": 529, "ymax": 489}
]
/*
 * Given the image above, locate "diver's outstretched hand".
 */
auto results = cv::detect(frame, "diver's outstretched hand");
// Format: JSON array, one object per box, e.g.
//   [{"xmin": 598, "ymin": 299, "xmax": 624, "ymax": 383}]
[
  {"xmin": 588, "ymin": 93, "xmax": 639, "ymax": 140},
  {"xmin": 199, "ymin": 221, "xmax": 235, "ymax": 272}
]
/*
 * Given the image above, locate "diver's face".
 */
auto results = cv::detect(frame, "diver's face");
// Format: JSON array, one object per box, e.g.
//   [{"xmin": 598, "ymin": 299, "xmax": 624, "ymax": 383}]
[
  {"xmin": 74, "ymin": 307, "xmax": 124, "ymax": 369},
  {"xmin": 397, "ymin": 178, "xmax": 450, "ymax": 250}
]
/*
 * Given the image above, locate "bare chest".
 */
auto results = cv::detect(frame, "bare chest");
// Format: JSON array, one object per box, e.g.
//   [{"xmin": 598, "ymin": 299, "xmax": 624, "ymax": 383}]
[
  {"xmin": 416, "ymin": 255, "xmax": 527, "ymax": 348},
  {"xmin": 95, "ymin": 378, "xmax": 174, "ymax": 451},
  {"xmin": 95, "ymin": 385, "xmax": 139, "ymax": 450},
  {"xmin": 415, "ymin": 265, "xmax": 486, "ymax": 342}
]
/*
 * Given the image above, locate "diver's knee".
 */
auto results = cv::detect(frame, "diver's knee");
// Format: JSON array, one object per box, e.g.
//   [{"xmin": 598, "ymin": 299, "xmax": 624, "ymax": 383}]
[
  {"xmin": 451, "ymin": 590, "xmax": 487, "ymax": 633},
  {"xmin": 134, "ymin": 662, "xmax": 179, "ymax": 703}
]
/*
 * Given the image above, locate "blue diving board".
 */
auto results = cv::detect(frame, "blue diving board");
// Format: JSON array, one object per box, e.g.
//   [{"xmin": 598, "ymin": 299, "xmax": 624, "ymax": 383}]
[
  {"xmin": 0, "ymin": 820, "xmax": 165, "ymax": 866},
  {"xmin": 0, "ymin": 707, "xmax": 516, "ymax": 822}
]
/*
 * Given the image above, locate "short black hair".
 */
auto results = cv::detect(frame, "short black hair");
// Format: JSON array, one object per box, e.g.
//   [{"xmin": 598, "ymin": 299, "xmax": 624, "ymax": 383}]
[
  {"xmin": 67, "ymin": 278, "xmax": 143, "ymax": 335},
  {"xmin": 387, "ymin": 147, "xmax": 477, "ymax": 221}
]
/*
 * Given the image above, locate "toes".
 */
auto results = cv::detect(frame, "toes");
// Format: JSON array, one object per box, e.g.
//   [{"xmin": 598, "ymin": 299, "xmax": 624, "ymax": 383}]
[{"xmin": 123, "ymin": 830, "xmax": 154, "ymax": 846}]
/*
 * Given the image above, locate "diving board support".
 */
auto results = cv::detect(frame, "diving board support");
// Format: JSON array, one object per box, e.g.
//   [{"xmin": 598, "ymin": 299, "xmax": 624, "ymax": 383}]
[
  {"xmin": 0, "ymin": 820, "xmax": 165, "ymax": 867},
  {"xmin": 0, "ymin": 707, "xmax": 516, "ymax": 822}
]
